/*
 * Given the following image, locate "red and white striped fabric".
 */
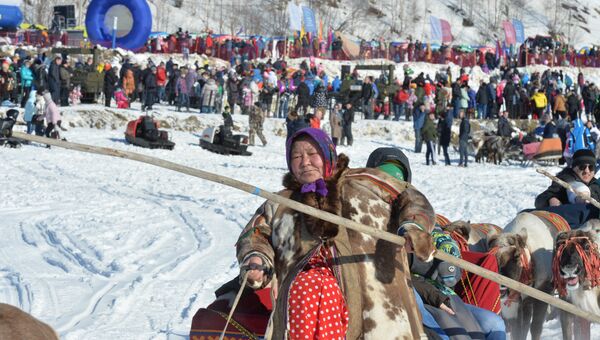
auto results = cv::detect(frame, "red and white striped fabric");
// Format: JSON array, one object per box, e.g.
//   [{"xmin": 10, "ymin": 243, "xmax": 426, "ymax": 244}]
[{"xmin": 288, "ymin": 247, "xmax": 348, "ymax": 340}]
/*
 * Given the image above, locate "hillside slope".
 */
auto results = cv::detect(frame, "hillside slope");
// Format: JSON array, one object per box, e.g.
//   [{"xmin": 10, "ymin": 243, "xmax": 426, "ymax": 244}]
[{"xmin": 20, "ymin": 0, "xmax": 600, "ymax": 47}]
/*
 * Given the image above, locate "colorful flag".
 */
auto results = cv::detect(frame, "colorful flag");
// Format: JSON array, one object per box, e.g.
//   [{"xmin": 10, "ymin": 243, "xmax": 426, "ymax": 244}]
[
  {"xmin": 502, "ymin": 21, "xmax": 516, "ymax": 45},
  {"xmin": 318, "ymin": 19, "xmax": 323, "ymax": 41},
  {"xmin": 235, "ymin": 26, "xmax": 244, "ymax": 36},
  {"xmin": 512, "ymin": 19, "xmax": 525, "ymax": 44},
  {"xmin": 302, "ymin": 6, "xmax": 317, "ymax": 34},
  {"xmin": 430, "ymin": 16, "xmax": 453, "ymax": 43},
  {"xmin": 495, "ymin": 39, "xmax": 504, "ymax": 61},
  {"xmin": 288, "ymin": 3, "xmax": 302, "ymax": 31}
]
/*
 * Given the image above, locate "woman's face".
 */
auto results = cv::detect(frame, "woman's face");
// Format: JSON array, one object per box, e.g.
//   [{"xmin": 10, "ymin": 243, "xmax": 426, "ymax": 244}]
[{"xmin": 290, "ymin": 138, "xmax": 324, "ymax": 184}]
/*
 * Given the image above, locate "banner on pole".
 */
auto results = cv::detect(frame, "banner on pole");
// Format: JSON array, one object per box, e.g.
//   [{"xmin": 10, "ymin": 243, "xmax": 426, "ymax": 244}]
[
  {"xmin": 302, "ymin": 6, "xmax": 317, "ymax": 34},
  {"xmin": 287, "ymin": 3, "xmax": 302, "ymax": 31},
  {"xmin": 502, "ymin": 20, "xmax": 516, "ymax": 45},
  {"xmin": 430, "ymin": 16, "xmax": 453, "ymax": 43},
  {"xmin": 512, "ymin": 19, "xmax": 525, "ymax": 44}
]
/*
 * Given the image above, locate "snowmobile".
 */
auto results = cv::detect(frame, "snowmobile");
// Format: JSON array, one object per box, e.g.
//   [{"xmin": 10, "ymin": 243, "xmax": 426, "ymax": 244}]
[
  {"xmin": 0, "ymin": 109, "xmax": 23, "ymax": 148},
  {"xmin": 124, "ymin": 115, "xmax": 175, "ymax": 150},
  {"xmin": 199, "ymin": 112, "xmax": 252, "ymax": 156}
]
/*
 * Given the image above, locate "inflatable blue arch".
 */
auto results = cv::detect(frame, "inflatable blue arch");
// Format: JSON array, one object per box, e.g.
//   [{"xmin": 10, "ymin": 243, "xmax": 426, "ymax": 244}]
[
  {"xmin": 0, "ymin": 5, "xmax": 23, "ymax": 30},
  {"xmin": 85, "ymin": 0, "xmax": 152, "ymax": 50}
]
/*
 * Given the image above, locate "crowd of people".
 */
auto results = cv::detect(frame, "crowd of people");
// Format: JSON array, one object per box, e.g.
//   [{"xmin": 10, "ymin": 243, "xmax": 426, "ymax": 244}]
[
  {"xmin": 142, "ymin": 29, "xmax": 600, "ymax": 69},
  {"xmin": 6, "ymin": 40, "xmax": 600, "ymax": 339},
  {"xmin": 3, "ymin": 42, "xmax": 600, "ymax": 164}
]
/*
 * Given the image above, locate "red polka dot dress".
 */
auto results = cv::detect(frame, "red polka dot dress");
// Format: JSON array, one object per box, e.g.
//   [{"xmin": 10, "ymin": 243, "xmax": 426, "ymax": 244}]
[{"xmin": 288, "ymin": 246, "xmax": 349, "ymax": 340}]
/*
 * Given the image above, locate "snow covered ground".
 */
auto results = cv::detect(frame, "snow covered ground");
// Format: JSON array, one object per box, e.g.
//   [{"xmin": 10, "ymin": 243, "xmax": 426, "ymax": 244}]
[{"xmin": 2, "ymin": 101, "xmax": 599, "ymax": 339}]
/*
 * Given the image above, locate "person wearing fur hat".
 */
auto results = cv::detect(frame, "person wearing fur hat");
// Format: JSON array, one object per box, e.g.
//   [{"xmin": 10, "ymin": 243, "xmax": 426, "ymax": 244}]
[
  {"xmin": 236, "ymin": 127, "xmax": 436, "ymax": 339},
  {"xmin": 535, "ymin": 149, "xmax": 600, "ymax": 208}
]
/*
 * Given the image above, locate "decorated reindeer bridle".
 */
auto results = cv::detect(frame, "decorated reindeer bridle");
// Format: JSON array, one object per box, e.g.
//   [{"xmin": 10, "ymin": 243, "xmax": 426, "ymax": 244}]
[
  {"xmin": 449, "ymin": 230, "xmax": 469, "ymax": 254},
  {"xmin": 489, "ymin": 245, "xmax": 534, "ymax": 287},
  {"xmin": 489, "ymin": 245, "xmax": 534, "ymax": 307},
  {"xmin": 552, "ymin": 235, "xmax": 600, "ymax": 297}
]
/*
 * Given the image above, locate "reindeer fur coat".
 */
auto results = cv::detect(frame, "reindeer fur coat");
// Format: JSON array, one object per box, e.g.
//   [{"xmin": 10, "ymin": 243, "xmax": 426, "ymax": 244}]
[{"xmin": 236, "ymin": 154, "xmax": 436, "ymax": 339}]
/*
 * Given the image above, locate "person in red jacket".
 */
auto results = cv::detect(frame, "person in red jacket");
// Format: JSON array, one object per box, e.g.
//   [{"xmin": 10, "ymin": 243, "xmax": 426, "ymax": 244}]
[
  {"xmin": 205, "ymin": 34, "xmax": 214, "ymax": 57},
  {"xmin": 393, "ymin": 85, "xmax": 410, "ymax": 121},
  {"xmin": 156, "ymin": 62, "xmax": 167, "ymax": 103}
]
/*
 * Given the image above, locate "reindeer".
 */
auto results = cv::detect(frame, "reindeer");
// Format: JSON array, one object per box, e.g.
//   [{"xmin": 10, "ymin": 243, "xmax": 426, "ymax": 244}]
[
  {"xmin": 488, "ymin": 211, "xmax": 570, "ymax": 340},
  {"xmin": 442, "ymin": 220, "xmax": 502, "ymax": 253},
  {"xmin": 553, "ymin": 227, "xmax": 600, "ymax": 340},
  {"xmin": 0, "ymin": 303, "xmax": 58, "ymax": 340},
  {"xmin": 474, "ymin": 135, "xmax": 508, "ymax": 165}
]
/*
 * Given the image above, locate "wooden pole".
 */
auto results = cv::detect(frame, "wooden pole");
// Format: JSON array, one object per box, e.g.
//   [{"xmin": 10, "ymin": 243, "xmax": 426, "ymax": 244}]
[
  {"xmin": 219, "ymin": 271, "xmax": 249, "ymax": 340},
  {"xmin": 536, "ymin": 169, "xmax": 600, "ymax": 210},
  {"xmin": 11, "ymin": 131, "xmax": 600, "ymax": 324}
]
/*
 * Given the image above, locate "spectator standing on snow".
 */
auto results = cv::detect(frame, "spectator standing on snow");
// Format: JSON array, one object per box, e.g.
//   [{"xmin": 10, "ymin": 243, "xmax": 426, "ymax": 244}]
[
  {"xmin": 566, "ymin": 90, "xmax": 580, "ymax": 121},
  {"xmin": 43, "ymin": 92, "xmax": 63, "ymax": 137},
  {"xmin": 32, "ymin": 59, "xmax": 48, "ymax": 94},
  {"xmin": 476, "ymin": 80, "xmax": 489, "ymax": 119},
  {"xmin": 59, "ymin": 60, "xmax": 72, "ymax": 106},
  {"xmin": 166, "ymin": 64, "xmax": 179, "ymax": 105},
  {"xmin": 421, "ymin": 112, "xmax": 438, "ymax": 165},
  {"xmin": 259, "ymin": 81, "xmax": 276, "ymax": 117},
  {"xmin": 19, "ymin": 59, "xmax": 34, "ymax": 108},
  {"xmin": 553, "ymin": 89, "xmax": 567, "ymax": 121},
  {"xmin": 200, "ymin": 77, "xmax": 219, "ymax": 113},
  {"xmin": 156, "ymin": 61, "xmax": 167, "ymax": 103},
  {"xmin": 48, "ymin": 56, "xmax": 62, "ymax": 104},
  {"xmin": 531, "ymin": 88, "xmax": 547, "ymax": 120},
  {"xmin": 458, "ymin": 110, "xmax": 470, "ymax": 167},
  {"xmin": 249, "ymin": 101, "xmax": 267, "ymax": 146},
  {"xmin": 329, "ymin": 102, "xmax": 343, "ymax": 146},
  {"xmin": 341, "ymin": 102, "xmax": 354, "ymax": 146},
  {"xmin": 451, "ymin": 80, "xmax": 462, "ymax": 118},
  {"xmin": 393, "ymin": 85, "xmax": 409, "ymax": 121},
  {"xmin": 23, "ymin": 89, "xmax": 37, "ymax": 134},
  {"xmin": 413, "ymin": 103, "xmax": 426, "ymax": 153},
  {"xmin": 176, "ymin": 67, "xmax": 190, "ymax": 112},
  {"xmin": 142, "ymin": 66, "xmax": 158, "ymax": 111},
  {"xmin": 296, "ymin": 79, "xmax": 311, "ymax": 115},
  {"xmin": 0, "ymin": 61, "xmax": 16, "ymax": 102},
  {"xmin": 439, "ymin": 112, "xmax": 452, "ymax": 165},
  {"xmin": 103, "ymin": 63, "xmax": 119, "ymax": 108},
  {"xmin": 226, "ymin": 72, "xmax": 240, "ymax": 114},
  {"xmin": 361, "ymin": 76, "xmax": 374, "ymax": 119}
]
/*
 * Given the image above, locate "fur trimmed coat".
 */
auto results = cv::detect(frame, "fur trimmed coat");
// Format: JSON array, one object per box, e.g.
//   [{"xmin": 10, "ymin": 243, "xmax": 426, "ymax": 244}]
[{"xmin": 236, "ymin": 154, "xmax": 436, "ymax": 339}]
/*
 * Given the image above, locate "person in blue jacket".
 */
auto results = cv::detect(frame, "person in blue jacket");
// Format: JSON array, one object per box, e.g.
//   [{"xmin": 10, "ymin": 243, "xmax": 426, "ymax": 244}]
[
  {"xmin": 19, "ymin": 59, "xmax": 34, "ymax": 108},
  {"xmin": 331, "ymin": 76, "xmax": 341, "ymax": 93},
  {"xmin": 413, "ymin": 103, "xmax": 426, "ymax": 153},
  {"xmin": 565, "ymin": 118, "xmax": 595, "ymax": 164}
]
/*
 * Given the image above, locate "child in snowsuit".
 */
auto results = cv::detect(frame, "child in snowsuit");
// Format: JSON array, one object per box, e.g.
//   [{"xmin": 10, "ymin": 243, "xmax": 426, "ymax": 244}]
[
  {"xmin": 23, "ymin": 89, "xmax": 37, "ymax": 134},
  {"xmin": 114, "ymin": 88, "xmax": 130, "ymax": 109}
]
